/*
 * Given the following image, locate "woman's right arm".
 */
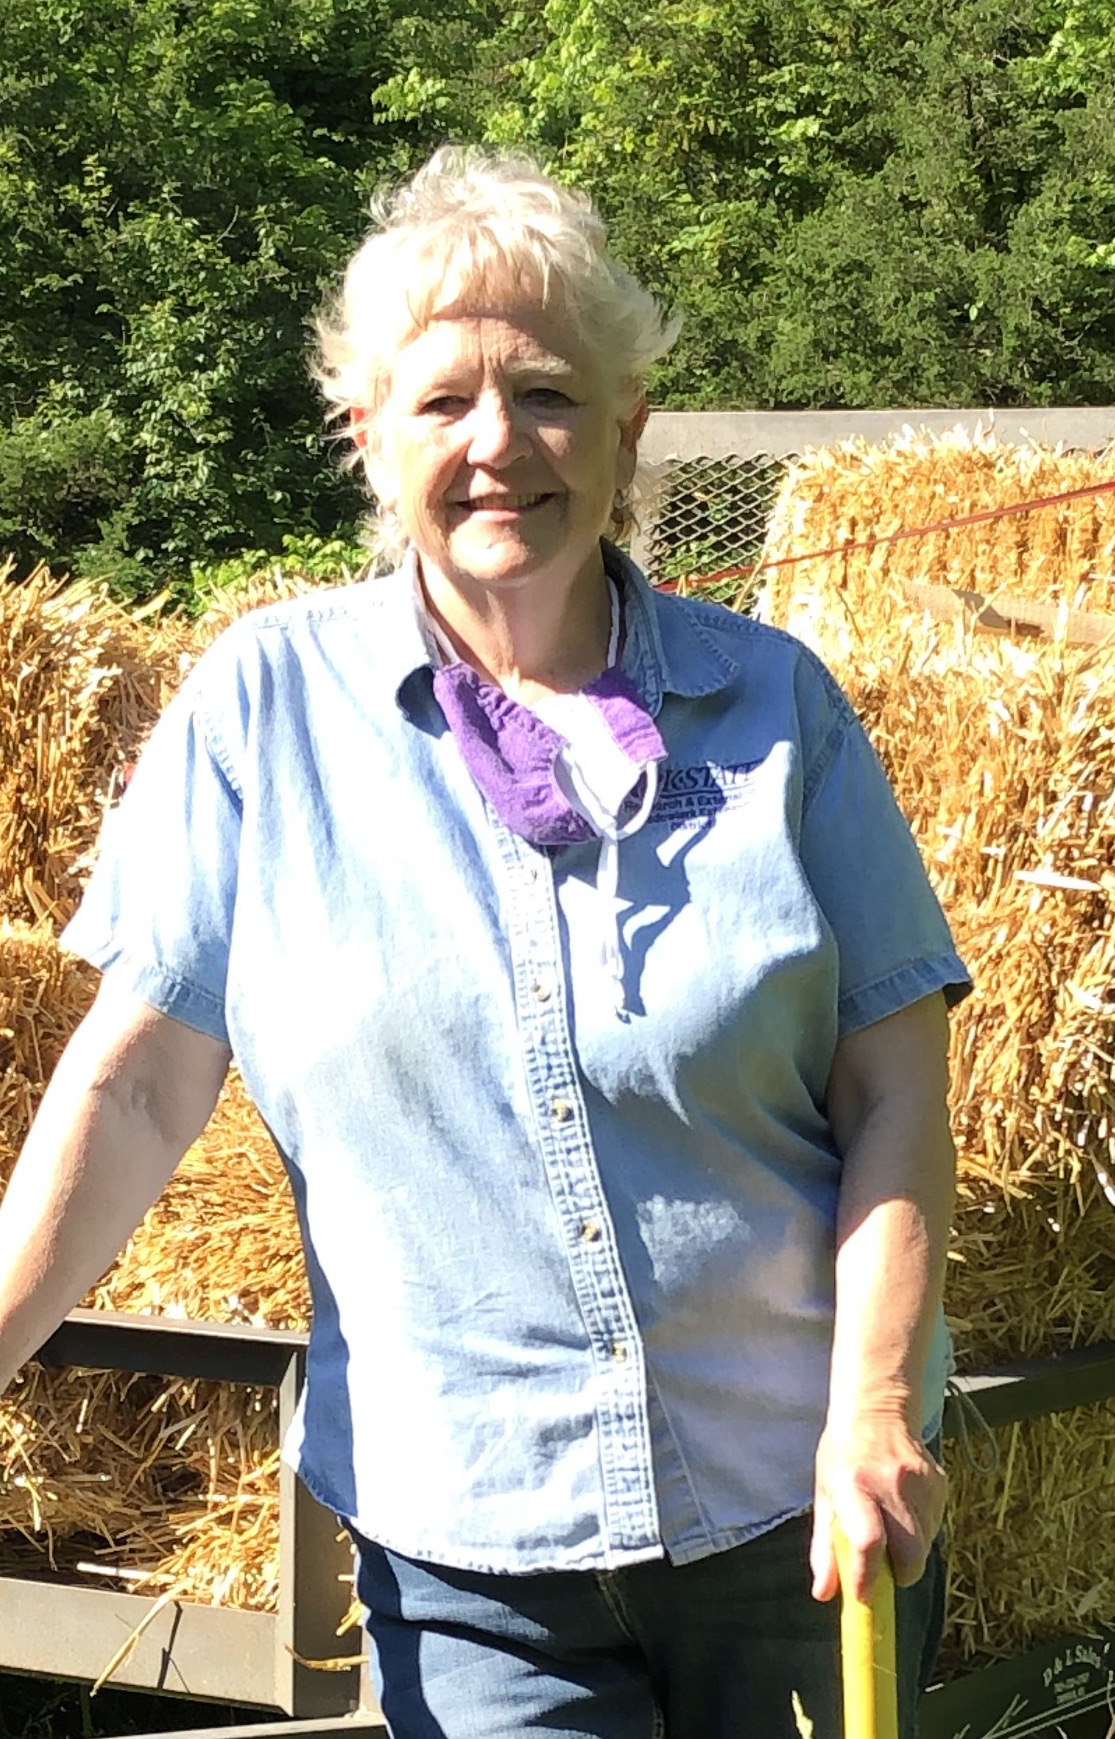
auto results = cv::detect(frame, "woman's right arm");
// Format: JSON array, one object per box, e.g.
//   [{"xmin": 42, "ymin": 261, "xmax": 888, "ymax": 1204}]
[{"xmin": 0, "ymin": 981, "xmax": 231, "ymax": 1393}]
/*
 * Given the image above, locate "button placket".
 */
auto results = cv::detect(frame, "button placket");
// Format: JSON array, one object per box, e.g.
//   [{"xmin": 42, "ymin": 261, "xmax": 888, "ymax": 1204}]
[{"xmin": 497, "ymin": 834, "xmax": 660, "ymax": 1554}]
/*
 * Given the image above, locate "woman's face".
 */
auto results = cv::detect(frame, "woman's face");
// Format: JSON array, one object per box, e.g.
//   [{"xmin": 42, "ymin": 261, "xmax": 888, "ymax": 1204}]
[{"xmin": 363, "ymin": 296, "xmax": 644, "ymax": 605}]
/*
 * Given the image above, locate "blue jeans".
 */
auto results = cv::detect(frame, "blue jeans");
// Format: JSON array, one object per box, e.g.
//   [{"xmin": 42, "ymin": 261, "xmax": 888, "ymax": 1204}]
[{"xmin": 353, "ymin": 1512, "xmax": 944, "ymax": 1739}]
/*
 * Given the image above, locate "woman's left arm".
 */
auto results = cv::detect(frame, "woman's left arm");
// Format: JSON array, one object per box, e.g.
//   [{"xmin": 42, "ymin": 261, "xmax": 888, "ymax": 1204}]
[{"xmin": 811, "ymin": 990, "xmax": 955, "ymax": 1605}]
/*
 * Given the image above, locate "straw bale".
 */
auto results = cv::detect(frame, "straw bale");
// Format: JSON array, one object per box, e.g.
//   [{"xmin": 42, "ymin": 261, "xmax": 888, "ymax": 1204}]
[
  {"xmin": 0, "ymin": 563, "xmax": 188, "ymax": 925},
  {"xmin": 0, "ymin": 1098, "xmax": 296, "ymax": 1612},
  {"xmin": 0, "ymin": 918, "xmax": 97, "ymax": 1187},
  {"xmin": 757, "ymin": 435, "xmax": 1115, "ymax": 1215},
  {"xmin": 939, "ymin": 1400, "xmax": 1115, "ymax": 1674},
  {"xmin": 0, "ymin": 919, "xmax": 302, "ymax": 1610},
  {"xmin": 0, "ymin": 558, "xmax": 355, "ymax": 927},
  {"xmin": 756, "ymin": 431, "xmax": 1115, "ymax": 1670},
  {"xmin": 7, "ymin": 509, "xmax": 1115, "ymax": 1650},
  {"xmin": 0, "ymin": 567, "xmax": 329, "ymax": 1613},
  {"xmin": 949, "ymin": 1174, "xmax": 1115, "ymax": 1367},
  {"xmin": 0, "ymin": 563, "xmax": 344, "ymax": 1621},
  {"xmin": 840, "ymin": 635, "xmax": 1115, "ymax": 1204},
  {"xmin": 0, "ymin": 920, "xmax": 307, "ymax": 1328},
  {"xmin": 755, "ymin": 429, "xmax": 1115, "ymax": 665}
]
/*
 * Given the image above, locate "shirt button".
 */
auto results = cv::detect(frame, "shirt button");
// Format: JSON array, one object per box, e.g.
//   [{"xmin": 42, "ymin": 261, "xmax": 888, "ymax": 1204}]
[
  {"xmin": 550, "ymin": 1098, "xmax": 573, "ymax": 1123},
  {"xmin": 611, "ymin": 1342, "xmax": 629, "ymax": 1364},
  {"xmin": 531, "ymin": 979, "xmax": 553, "ymax": 1003},
  {"xmin": 580, "ymin": 1220, "xmax": 602, "ymax": 1243}
]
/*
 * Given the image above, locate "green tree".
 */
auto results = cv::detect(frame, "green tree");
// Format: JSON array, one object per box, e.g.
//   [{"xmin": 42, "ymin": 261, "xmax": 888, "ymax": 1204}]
[
  {"xmin": 414, "ymin": 0, "xmax": 1115, "ymax": 409},
  {"xmin": 0, "ymin": 0, "xmax": 396, "ymax": 595}
]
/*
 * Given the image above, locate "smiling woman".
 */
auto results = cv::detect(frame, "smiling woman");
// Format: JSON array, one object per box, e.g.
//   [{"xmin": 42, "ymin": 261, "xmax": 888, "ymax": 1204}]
[{"xmin": 0, "ymin": 145, "xmax": 969, "ymax": 1739}]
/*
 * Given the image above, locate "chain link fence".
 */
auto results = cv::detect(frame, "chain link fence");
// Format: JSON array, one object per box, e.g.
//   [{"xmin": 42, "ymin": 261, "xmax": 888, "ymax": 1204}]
[{"xmin": 637, "ymin": 454, "xmax": 792, "ymax": 594}]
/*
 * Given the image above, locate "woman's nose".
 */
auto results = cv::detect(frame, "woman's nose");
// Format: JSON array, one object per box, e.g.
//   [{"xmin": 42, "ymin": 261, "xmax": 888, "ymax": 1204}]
[{"xmin": 466, "ymin": 391, "xmax": 530, "ymax": 466}]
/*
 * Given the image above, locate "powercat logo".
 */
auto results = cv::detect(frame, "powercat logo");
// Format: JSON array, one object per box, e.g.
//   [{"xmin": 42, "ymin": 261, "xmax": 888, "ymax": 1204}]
[{"xmin": 647, "ymin": 759, "xmax": 764, "ymax": 825}]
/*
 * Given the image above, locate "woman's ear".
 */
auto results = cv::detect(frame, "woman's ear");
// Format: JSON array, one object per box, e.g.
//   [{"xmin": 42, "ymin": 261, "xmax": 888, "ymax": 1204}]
[
  {"xmin": 350, "ymin": 407, "xmax": 371, "ymax": 455},
  {"xmin": 615, "ymin": 396, "xmax": 649, "ymax": 491},
  {"xmin": 350, "ymin": 409, "xmax": 395, "ymax": 506},
  {"xmin": 621, "ymin": 397, "xmax": 650, "ymax": 453}
]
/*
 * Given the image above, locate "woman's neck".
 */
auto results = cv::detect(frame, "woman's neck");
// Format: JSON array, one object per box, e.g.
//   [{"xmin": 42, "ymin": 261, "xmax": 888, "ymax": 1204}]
[{"xmin": 420, "ymin": 556, "xmax": 613, "ymax": 706}]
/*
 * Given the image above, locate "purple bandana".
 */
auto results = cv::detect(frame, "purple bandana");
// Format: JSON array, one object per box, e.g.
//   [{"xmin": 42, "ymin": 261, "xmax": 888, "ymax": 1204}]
[{"xmin": 432, "ymin": 662, "xmax": 666, "ymax": 847}]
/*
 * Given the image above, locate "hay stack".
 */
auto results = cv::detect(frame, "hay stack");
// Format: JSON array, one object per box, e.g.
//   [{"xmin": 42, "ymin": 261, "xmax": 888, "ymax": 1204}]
[
  {"xmin": 95, "ymin": 1071, "xmax": 309, "ymax": 1332},
  {"xmin": 757, "ymin": 426, "xmax": 1115, "ymax": 656},
  {"xmin": 842, "ymin": 637, "xmax": 1115, "ymax": 1214},
  {"xmin": 0, "ymin": 1361, "xmax": 281, "ymax": 1609},
  {"xmin": 0, "ymin": 918, "xmax": 97, "ymax": 1178},
  {"xmin": 945, "ymin": 1401, "xmax": 1115, "ymax": 1666},
  {"xmin": 0, "ymin": 558, "xmax": 330, "ymax": 929},
  {"xmin": 6, "ymin": 525, "xmax": 1112, "ymax": 1646},
  {"xmin": 757, "ymin": 430, "xmax": 1115, "ymax": 1669},
  {"xmin": 0, "ymin": 564, "xmax": 189, "ymax": 927}
]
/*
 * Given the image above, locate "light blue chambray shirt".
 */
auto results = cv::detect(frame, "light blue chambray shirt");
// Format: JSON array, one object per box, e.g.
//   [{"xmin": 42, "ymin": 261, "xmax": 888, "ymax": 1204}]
[{"xmin": 61, "ymin": 546, "xmax": 970, "ymax": 1574}]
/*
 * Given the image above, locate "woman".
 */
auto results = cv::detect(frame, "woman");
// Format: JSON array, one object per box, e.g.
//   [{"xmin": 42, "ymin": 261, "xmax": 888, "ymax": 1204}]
[{"xmin": 0, "ymin": 149, "xmax": 969, "ymax": 1738}]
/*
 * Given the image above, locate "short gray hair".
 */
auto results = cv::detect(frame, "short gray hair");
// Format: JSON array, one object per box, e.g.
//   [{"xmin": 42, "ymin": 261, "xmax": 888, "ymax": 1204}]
[{"xmin": 312, "ymin": 145, "xmax": 680, "ymax": 562}]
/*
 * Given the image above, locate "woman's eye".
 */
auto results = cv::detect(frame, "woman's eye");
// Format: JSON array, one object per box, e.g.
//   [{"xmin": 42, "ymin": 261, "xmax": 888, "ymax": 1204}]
[
  {"xmin": 523, "ymin": 387, "xmax": 574, "ymax": 408},
  {"xmin": 421, "ymin": 395, "xmax": 469, "ymax": 415}
]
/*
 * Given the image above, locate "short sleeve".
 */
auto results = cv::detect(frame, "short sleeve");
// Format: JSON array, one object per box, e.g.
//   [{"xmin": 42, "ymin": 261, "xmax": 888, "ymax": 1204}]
[
  {"xmin": 60, "ymin": 660, "xmax": 242, "ymax": 1043},
  {"xmin": 799, "ymin": 694, "xmax": 971, "ymax": 1036}
]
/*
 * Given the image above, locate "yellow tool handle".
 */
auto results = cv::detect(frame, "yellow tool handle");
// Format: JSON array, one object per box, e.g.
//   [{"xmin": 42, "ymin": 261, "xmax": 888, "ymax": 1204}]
[{"xmin": 834, "ymin": 1528, "xmax": 899, "ymax": 1739}]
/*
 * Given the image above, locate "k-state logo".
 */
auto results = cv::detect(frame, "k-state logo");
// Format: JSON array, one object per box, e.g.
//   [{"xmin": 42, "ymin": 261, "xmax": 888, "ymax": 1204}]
[{"xmin": 648, "ymin": 759, "xmax": 765, "ymax": 826}]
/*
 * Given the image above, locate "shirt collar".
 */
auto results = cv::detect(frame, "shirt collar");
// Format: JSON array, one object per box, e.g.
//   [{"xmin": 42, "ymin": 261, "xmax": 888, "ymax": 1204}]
[
  {"xmin": 376, "ymin": 549, "xmax": 441, "ymax": 722},
  {"xmin": 389, "ymin": 542, "xmax": 740, "ymax": 720},
  {"xmin": 602, "ymin": 543, "xmax": 740, "ymax": 713}
]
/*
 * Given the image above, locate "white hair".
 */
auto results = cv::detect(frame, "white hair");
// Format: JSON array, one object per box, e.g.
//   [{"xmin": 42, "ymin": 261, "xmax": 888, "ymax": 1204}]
[{"xmin": 312, "ymin": 145, "xmax": 681, "ymax": 561}]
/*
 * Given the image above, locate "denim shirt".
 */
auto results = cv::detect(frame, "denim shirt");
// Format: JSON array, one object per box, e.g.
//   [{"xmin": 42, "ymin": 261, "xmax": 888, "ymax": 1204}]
[{"xmin": 61, "ymin": 548, "xmax": 970, "ymax": 1574}]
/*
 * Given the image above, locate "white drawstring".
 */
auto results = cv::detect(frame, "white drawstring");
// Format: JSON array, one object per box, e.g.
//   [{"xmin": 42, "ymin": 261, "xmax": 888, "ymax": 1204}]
[{"xmin": 593, "ymin": 761, "xmax": 660, "ymax": 1011}]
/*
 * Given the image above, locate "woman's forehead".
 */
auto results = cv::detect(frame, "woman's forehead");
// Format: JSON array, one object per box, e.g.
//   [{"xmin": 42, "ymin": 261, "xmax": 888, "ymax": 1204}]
[{"xmin": 392, "ymin": 306, "xmax": 586, "ymax": 380}]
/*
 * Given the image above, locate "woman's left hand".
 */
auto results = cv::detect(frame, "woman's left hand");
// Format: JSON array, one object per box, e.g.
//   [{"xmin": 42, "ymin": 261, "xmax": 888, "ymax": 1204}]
[{"xmin": 809, "ymin": 1409, "xmax": 947, "ymax": 1602}]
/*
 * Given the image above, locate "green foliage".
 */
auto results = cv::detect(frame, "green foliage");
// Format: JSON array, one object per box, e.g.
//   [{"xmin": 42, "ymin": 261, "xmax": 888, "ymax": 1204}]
[
  {"xmin": 185, "ymin": 529, "xmax": 368, "ymax": 612},
  {"xmin": 417, "ymin": 0, "xmax": 1115, "ymax": 411},
  {"xmin": 3, "ymin": 0, "xmax": 1115, "ymax": 597},
  {"xmin": 0, "ymin": 0, "xmax": 392, "ymax": 598}
]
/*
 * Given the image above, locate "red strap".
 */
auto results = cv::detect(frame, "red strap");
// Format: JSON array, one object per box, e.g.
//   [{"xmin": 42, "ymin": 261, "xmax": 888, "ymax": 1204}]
[{"xmin": 662, "ymin": 474, "xmax": 1115, "ymax": 593}]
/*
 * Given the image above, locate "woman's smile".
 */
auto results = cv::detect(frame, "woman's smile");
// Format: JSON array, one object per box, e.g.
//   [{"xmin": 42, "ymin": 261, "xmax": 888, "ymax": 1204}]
[{"xmin": 452, "ymin": 491, "xmax": 557, "ymax": 515}]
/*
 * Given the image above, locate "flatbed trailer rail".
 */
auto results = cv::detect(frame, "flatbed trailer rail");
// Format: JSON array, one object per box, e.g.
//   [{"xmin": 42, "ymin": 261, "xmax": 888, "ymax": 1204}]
[{"xmin": 4, "ymin": 1316, "xmax": 1113, "ymax": 1738}]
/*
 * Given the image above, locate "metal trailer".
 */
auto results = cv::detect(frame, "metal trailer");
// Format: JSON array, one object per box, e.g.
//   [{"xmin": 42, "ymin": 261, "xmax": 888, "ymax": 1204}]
[
  {"xmin": 9, "ymin": 1312, "xmax": 374, "ymax": 1726},
  {"xmin": 2, "ymin": 1312, "xmax": 1113, "ymax": 1739}
]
